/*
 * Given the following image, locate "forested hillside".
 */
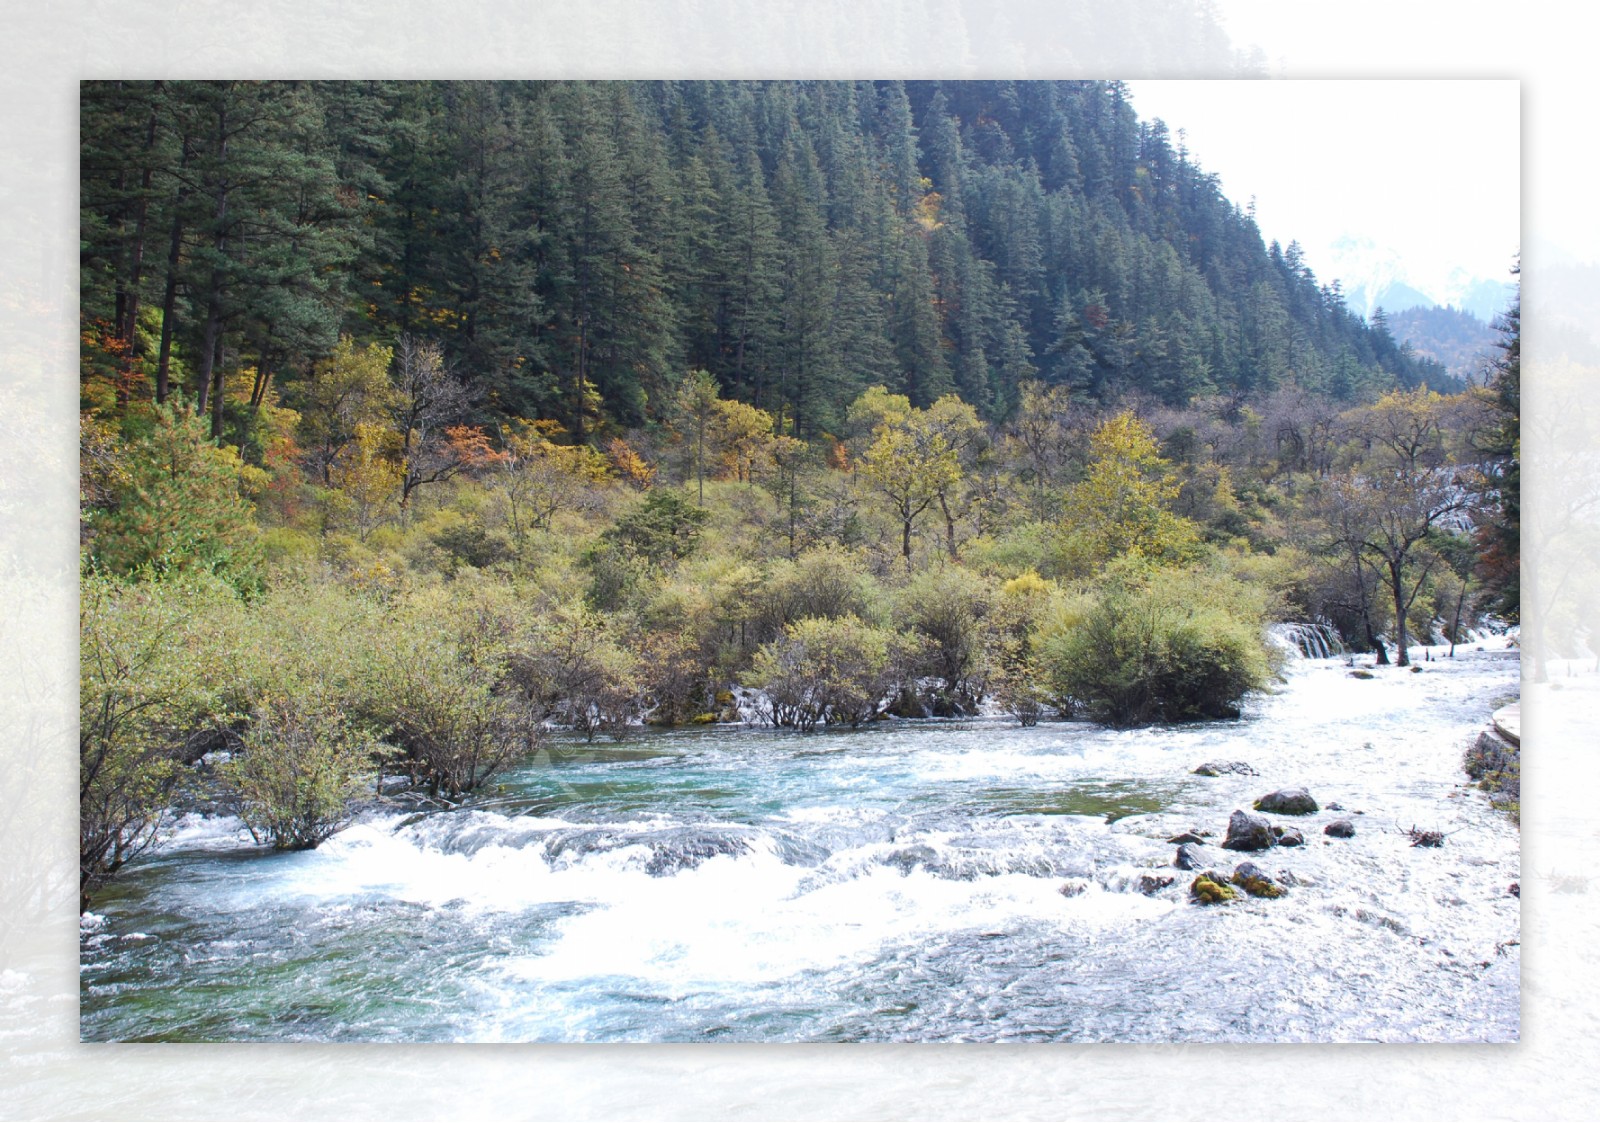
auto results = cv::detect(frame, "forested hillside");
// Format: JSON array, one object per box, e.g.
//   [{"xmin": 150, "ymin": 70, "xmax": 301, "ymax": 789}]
[
  {"xmin": 1387, "ymin": 304, "xmax": 1501, "ymax": 383},
  {"xmin": 82, "ymin": 79, "xmax": 1452, "ymax": 447}
]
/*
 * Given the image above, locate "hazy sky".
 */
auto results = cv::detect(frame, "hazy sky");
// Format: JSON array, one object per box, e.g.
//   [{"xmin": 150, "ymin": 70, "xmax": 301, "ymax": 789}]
[{"xmin": 1122, "ymin": 80, "xmax": 1520, "ymax": 306}]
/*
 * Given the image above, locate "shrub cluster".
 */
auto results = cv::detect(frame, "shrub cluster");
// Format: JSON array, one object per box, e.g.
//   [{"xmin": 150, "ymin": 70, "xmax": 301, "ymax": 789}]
[
  {"xmin": 1036, "ymin": 561, "xmax": 1280, "ymax": 727},
  {"xmin": 744, "ymin": 616, "xmax": 910, "ymax": 731}
]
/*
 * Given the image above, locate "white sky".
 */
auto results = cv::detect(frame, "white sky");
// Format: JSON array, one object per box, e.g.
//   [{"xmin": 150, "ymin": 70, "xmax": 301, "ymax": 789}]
[{"xmin": 1122, "ymin": 80, "xmax": 1521, "ymax": 303}]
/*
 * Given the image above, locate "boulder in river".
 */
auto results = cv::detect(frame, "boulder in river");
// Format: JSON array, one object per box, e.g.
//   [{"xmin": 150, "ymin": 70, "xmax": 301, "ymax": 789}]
[
  {"xmin": 1222, "ymin": 809, "xmax": 1277, "ymax": 851},
  {"xmin": 1174, "ymin": 842, "xmax": 1207, "ymax": 870},
  {"xmin": 1254, "ymin": 788, "xmax": 1319, "ymax": 815},
  {"xmin": 1136, "ymin": 874, "xmax": 1175, "ymax": 895},
  {"xmin": 1277, "ymin": 827, "xmax": 1305, "ymax": 847},
  {"xmin": 1231, "ymin": 861, "xmax": 1285, "ymax": 898},
  {"xmin": 1324, "ymin": 819, "xmax": 1356, "ymax": 838},
  {"xmin": 1190, "ymin": 873, "xmax": 1237, "ymax": 904},
  {"xmin": 1167, "ymin": 831, "xmax": 1205, "ymax": 845},
  {"xmin": 1192, "ymin": 760, "xmax": 1258, "ymax": 777}
]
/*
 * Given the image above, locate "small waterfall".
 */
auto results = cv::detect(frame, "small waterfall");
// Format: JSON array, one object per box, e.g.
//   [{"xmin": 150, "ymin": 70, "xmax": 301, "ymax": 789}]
[{"xmin": 1267, "ymin": 619, "xmax": 1345, "ymax": 661}]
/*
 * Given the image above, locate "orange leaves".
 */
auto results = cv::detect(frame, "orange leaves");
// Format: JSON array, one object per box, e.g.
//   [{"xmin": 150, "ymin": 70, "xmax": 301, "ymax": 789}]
[
  {"xmin": 80, "ymin": 318, "xmax": 149, "ymax": 415},
  {"xmin": 444, "ymin": 425, "xmax": 506, "ymax": 472},
  {"xmin": 605, "ymin": 437, "xmax": 656, "ymax": 490}
]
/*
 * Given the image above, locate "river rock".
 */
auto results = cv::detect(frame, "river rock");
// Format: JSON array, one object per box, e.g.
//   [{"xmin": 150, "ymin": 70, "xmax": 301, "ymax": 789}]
[
  {"xmin": 1192, "ymin": 760, "xmax": 1258, "ymax": 777},
  {"xmin": 1324, "ymin": 818, "xmax": 1356, "ymax": 838},
  {"xmin": 1350, "ymin": 669, "xmax": 1376, "ymax": 679},
  {"xmin": 1231, "ymin": 861, "xmax": 1285, "ymax": 899},
  {"xmin": 885, "ymin": 844, "xmax": 939, "ymax": 873},
  {"xmin": 1277, "ymin": 827, "xmax": 1305, "ymax": 847},
  {"xmin": 1059, "ymin": 879, "xmax": 1089, "ymax": 897},
  {"xmin": 1167, "ymin": 831, "xmax": 1205, "ymax": 845},
  {"xmin": 1222, "ymin": 809, "xmax": 1277, "ymax": 851},
  {"xmin": 1174, "ymin": 842, "xmax": 1207, "ymax": 870},
  {"xmin": 1136, "ymin": 874, "xmax": 1175, "ymax": 895},
  {"xmin": 1254, "ymin": 788, "xmax": 1319, "ymax": 815},
  {"xmin": 1190, "ymin": 872, "xmax": 1237, "ymax": 904}
]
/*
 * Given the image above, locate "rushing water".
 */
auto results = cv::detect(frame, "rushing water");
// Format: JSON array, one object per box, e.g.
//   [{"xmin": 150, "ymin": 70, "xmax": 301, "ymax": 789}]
[{"xmin": 80, "ymin": 639, "xmax": 1520, "ymax": 1043}]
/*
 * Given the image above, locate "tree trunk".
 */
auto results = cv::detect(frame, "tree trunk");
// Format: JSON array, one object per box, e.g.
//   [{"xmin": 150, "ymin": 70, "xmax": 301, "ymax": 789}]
[
  {"xmin": 196, "ymin": 104, "xmax": 230, "ymax": 437},
  {"xmin": 117, "ymin": 100, "xmax": 161, "ymax": 358},
  {"xmin": 209, "ymin": 331, "xmax": 226, "ymax": 439},
  {"xmin": 154, "ymin": 146, "xmax": 189, "ymax": 406},
  {"xmin": 938, "ymin": 490, "xmax": 958, "ymax": 559},
  {"xmin": 1389, "ymin": 560, "xmax": 1411, "ymax": 667},
  {"xmin": 573, "ymin": 313, "xmax": 588, "ymax": 444},
  {"xmin": 1449, "ymin": 580, "xmax": 1468, "ymax": 658},
  {"xmin": 1351, "ymin": 547, "xmax": 1388, "ymax": 664}
]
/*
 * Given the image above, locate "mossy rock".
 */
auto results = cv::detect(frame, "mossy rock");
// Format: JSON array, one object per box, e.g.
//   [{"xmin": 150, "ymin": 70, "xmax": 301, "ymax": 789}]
[
  {"xmin": 714, "ymin": 690, "xmax": 735, "ymax": 706},
  {"xmin": 1349, "ymin": 669, "xmax": 1376, "ymax": 679},
  {"xmin": 691, "ymin": 712, "xmax": 717, "ymax": 725},
  {"xmin": 1190, "ymin": 874, "xmax": 1237, "ymax": 904},
  {"xmin": 1231, "ymin": 862, "xmax": 1285, "ymax": 898}
]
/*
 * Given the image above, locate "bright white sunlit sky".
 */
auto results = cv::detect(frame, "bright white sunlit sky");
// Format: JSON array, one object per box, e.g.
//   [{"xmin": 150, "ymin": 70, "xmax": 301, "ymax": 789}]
[{"xmin": 1122, "ymin": 80, "xmax": 1520, "ymax": 316}]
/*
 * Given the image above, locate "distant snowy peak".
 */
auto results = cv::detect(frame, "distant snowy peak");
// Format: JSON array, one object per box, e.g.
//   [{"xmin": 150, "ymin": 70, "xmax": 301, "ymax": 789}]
[{"xmin": 1325, "ymin": 235, "xmax": 1514, "ymax": 324}]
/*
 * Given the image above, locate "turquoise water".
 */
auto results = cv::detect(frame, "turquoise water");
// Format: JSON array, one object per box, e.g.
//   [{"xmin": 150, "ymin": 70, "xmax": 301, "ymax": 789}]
[{"xmin": 80, "ymin": 642, "xmax": 1521, "ymax": 1042}]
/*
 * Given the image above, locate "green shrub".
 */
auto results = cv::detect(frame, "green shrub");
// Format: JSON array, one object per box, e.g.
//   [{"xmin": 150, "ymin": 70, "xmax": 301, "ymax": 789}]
[
  {"xmin": 431, "ymin": 520, "xmax": 514, "ymax": 572},
  {"xmin": 364, "ymin": 633, "xmax": 536, "ymax": 799},
  {"xmin": 83, "ymin": 404, "xmax": 263, "ymax": 595},
  {"xmin": 604, "ymin": 489, "xmax": 709, "ymax": 566},
  {"xmin": 1037, "ymin": 562, "xmax": 1277, "ymax": 727},
  {"xmin": 894, "ymin": 565, "xmax": 994, "ymax": 714},
  {"xmin": 260, "ymin": 526, "xmax": 320, "ymax": 568},
  {"xmin": 750, "ymin": 546, "xmax": 884, "ymax": 643},
  {"xmin": 222, "ymin": 694, "xmax": 389, "ymax": 850},
  {"xmin": 743, "ymin": 615, "xmax": 907, "ymax": 730},
  {"xmin": 79, "ymin": 573, "xmax": 241, "ymax": 909},
  {"xmin": 501, "ymin": 607, "xmax": 643, "ymax": 739}
]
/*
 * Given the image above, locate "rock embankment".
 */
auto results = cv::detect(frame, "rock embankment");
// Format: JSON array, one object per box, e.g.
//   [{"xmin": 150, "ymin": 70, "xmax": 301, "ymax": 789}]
[{"xmin": 1465, "ymin": 704, "xmax": 1520, "ymax": 822}]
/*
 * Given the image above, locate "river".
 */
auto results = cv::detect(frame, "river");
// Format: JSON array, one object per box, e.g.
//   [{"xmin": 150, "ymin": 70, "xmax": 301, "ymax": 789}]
[{"xmin": 79, "ymin": 637, "xmax": 1520, "ymax": 1042}]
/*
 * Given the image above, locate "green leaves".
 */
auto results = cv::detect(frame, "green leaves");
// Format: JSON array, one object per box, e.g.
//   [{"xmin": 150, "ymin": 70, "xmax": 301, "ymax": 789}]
[
  {"xmin": 1036, "ymin": 562, "xmax": 1275, "ymax": 727},
  {"xmin": 83, "ymin": 404, "xmax": 263, "ymax": 595},
  {"xmin": 1053, "ymin": 411, "xmax": 1199, "ymax": 579},
  {"xmin": 79, "ymin": 573, "xmax": 242, "ymax": 909},
  {"xmin": 222, "ymin": 694, "xmax": 388, "ymax": 850},
  {"xmin": 744, "ymin": 615, "xmax": 906, "ymax": 731}
]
